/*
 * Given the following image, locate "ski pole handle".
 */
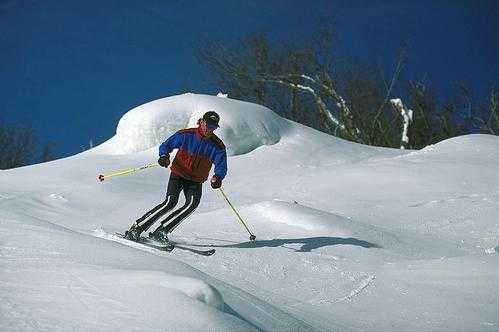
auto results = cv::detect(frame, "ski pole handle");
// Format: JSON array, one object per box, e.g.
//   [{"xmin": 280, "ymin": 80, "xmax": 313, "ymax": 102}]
[{"xmin": 98, "ymin": 163, "xmax": 160, "ymax": 182}]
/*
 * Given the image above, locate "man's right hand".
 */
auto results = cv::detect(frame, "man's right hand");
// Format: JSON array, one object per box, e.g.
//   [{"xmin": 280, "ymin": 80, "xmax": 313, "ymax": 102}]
[{"xmin": 158, "ymin": 155, "xmax": 170, "ymax": 168}]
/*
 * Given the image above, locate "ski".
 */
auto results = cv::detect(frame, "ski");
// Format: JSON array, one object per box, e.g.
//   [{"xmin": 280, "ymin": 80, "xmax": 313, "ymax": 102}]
[
  {"xmin": 173, "ymin": 244, "xmax": 216, "ymax": 256},
  {"xmin": 114, "ymin": 232, "xmax": 215, "ymax": 256},
  {"xmin": 115, "ymin": 232, "xmax": 174, "ymax": 251}
]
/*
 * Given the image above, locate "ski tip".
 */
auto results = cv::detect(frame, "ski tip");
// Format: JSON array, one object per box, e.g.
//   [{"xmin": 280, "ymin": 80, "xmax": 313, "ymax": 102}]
[
  {"xmin": 198, "ymin": 249, "xmax": 216, "ymax": 256},
  {"xmin": 98, "ymin": 174, "xmax": 105, "ymax": 182}
]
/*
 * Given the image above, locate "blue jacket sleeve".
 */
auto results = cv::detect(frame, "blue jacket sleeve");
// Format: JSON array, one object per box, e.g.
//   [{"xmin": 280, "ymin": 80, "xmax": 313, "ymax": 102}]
[
  {"xmin": 213, "ymin": 147, "xmax": 228, "ymax": 180},
  {"xmin": 159, "ymin": 131, "xmax": 183, "ymax": 156}
]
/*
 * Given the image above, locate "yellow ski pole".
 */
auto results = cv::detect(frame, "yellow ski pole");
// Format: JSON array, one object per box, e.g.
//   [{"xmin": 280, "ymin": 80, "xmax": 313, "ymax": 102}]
[
  {"xmin": 218, "ymin": 187, "xmax": 256, "ymax": 241},
  {"xmin": 98, "ymin": 163, "xmax": 160, "ymax": 182}
]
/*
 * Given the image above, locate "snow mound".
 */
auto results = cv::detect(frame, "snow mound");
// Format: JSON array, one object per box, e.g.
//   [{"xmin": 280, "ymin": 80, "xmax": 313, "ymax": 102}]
[
  {"xmin": 402, "ymin": 134, "xmax": 499, "ymax": 160},
  {"xmin": 94, "ymin": 93, "xmax": 290, "ymax": 156},
  {"xmin": 248, "ymin": 200, "xmax": 391, "ymax": 245},
  {"xmin": 251, "ymin": 200, "xmax": 356, "ymax": 235},
  {"xmin": 103, "ymin": 270, "xmax": 225, "ymax": 310},
  {"xmin": 242, "ymin": 200, "xmax": 465, "ymax": 258}
]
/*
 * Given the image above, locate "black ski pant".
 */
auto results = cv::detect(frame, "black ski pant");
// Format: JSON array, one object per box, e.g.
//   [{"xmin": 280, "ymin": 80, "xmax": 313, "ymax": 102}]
[{"xmin": 134, "ymin": 173, "xmax": 202, "ymax": 234}]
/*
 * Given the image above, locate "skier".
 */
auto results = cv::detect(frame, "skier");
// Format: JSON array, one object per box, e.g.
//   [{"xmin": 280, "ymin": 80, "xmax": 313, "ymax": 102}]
[{"xmin": 124, "ymin": 111, "xmax": 227, "ymax": 244}]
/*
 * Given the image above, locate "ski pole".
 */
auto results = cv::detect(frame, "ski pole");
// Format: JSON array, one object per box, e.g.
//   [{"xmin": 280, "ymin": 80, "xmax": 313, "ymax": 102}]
[
  {"xmin": 218, "ymin": 187, "xmax": 256, "ymax": 241},
  {"xmin": 98, "ymin": 163, "xmax": 160, "ymax": 182}
]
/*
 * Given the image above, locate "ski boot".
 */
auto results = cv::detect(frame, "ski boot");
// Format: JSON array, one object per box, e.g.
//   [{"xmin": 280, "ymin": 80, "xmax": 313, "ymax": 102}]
[
  {"xmin": 149, "ymin": 227, "xmax": 171, "ymax": 245},
  {"xmin": 124, "ymin": 224, "xmax": 142, "ymax": 241}
]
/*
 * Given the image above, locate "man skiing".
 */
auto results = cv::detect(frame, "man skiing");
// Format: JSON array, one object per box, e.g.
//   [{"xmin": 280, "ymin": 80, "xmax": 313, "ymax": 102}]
[{"xmin": 124, "ymin": 111, "xmax": 227, "ymax": 244}]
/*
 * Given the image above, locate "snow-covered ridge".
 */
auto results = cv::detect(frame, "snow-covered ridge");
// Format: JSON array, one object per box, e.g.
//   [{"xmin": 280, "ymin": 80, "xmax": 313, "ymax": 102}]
[
  {"xmin": 94, "ymin": 93, "xmax": 289, "ymax": 156},
  {"xmin": 401, "ymin": 133, "xmax": 499, "ymax": 160}
]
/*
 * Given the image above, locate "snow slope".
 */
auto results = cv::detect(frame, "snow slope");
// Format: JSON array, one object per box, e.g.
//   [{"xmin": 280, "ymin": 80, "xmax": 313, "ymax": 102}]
[{"xmin": 1, "ymin": 93, "xmax": 498, "ymax": 331}]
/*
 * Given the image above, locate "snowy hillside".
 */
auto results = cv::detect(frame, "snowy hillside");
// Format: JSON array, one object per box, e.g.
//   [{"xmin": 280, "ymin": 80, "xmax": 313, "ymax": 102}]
[{"xmin": 1, "ymin": 93, "xmax": 498, "ymax": 331}]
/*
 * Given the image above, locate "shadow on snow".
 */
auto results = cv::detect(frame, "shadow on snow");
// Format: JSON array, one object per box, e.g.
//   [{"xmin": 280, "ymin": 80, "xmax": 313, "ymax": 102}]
[{"xmin": 204, "ymin": 236, "xmax": 381, "ymax": 252}]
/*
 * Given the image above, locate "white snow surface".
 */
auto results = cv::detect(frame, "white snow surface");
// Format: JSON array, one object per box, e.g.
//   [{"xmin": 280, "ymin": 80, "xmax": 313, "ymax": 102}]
[
  {"xmin": 1, "ymin": 93, "xmax": 499, "ymax": 331},
  {"xmin": 94, "ymin": 93, "xmax": 285, "ymax": 156}
]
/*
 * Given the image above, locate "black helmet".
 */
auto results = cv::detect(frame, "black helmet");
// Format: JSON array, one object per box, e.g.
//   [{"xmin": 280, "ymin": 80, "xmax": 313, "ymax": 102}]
[{"xmin": 203, "ymin": 111, "xmax": 220, "ymax": 128}]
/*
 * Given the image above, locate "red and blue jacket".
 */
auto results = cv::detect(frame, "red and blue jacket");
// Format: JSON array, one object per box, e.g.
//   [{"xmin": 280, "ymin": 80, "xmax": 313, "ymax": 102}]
[{"xmin": 159, "ymin": 127, "xmax": 227, "ymax": 183}]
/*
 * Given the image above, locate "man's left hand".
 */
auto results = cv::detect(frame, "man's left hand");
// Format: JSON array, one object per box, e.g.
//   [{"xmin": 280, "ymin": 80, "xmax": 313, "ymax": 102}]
[{"xmin": 210, "ymin": 175, "xmax": 222, "ymax": 189}]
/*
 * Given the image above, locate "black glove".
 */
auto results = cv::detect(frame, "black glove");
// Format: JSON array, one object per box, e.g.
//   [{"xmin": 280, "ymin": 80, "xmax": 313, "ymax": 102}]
[
  {"xmin": 158, "ymin": 155, "xmax": 170, "ymax": 168},
  {"xmin": 210, "ymin": 175, "xmax": 222, "ymax": 189}
]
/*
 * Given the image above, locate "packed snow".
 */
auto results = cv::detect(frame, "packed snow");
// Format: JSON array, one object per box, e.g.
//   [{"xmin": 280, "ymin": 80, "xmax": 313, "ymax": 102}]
[
  {"xmin": 1, "ymin": 93, "xmax": 498, "ymax": 331},
  {"xmin": 95, "ymin": 93, "xmax": 285, "ymax": 156}
]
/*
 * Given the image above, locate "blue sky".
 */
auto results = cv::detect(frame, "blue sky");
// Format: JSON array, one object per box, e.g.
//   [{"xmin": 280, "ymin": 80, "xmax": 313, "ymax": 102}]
[{"xmin": 1, "ymin": 0, "xmax": 498, "ymax": 157}]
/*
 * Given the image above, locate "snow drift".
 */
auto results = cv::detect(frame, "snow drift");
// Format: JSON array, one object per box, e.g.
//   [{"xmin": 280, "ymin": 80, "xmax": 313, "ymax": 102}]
[{"xmin": 94, "ymin": 93, "xmax": 288, "ymax": 156}]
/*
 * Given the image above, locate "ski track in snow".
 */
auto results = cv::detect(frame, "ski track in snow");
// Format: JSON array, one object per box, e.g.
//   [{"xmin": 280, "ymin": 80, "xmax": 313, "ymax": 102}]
[
  {"xmin": 167, "ymin": 224, "xmax": 380, "ymax": 328},
  {"xmin": 408, "ymin": 192, "xmax": 498, "ymax": 208},
  {"xmin": 67, "ymin": 270, "xmax": 130, "ymax": 311},
  {"xmin": 310, "ymin": 274, "xmax": 376, "ymax": 305}
]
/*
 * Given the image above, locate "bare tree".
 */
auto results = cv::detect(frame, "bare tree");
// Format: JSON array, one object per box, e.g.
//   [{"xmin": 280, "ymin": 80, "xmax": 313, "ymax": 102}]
[
  {"xmin": 40, "ymin": 142, "xmax": 56, "ymax": 163},
  {"xmin": 487, "ymin": 88, "xmax": 498, "ymax": 134},
  {"xmin": 198, "ymin": 27, "xmax": 497, "ymax": 149},
  {"xmin": 341, "ymin": 62, "xmax": 402, "ymax": 147},
  {"xmin": 198, "ymin": 26, "xmax": 411, "ymax": 146},
  {"xmin": 0, "ymin": 122, "xmax": 35, "ymax": 169},
  {"xmin": 475, "ymin": 88, "xmax": 498, "ymax": 134},
  {"xmin": 197, "ymin": 30, "xmax": 332, "ymax": 133},
  {"xmin": 390, "ymin": 98, "xmax": 413, "ymax": 149}
]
